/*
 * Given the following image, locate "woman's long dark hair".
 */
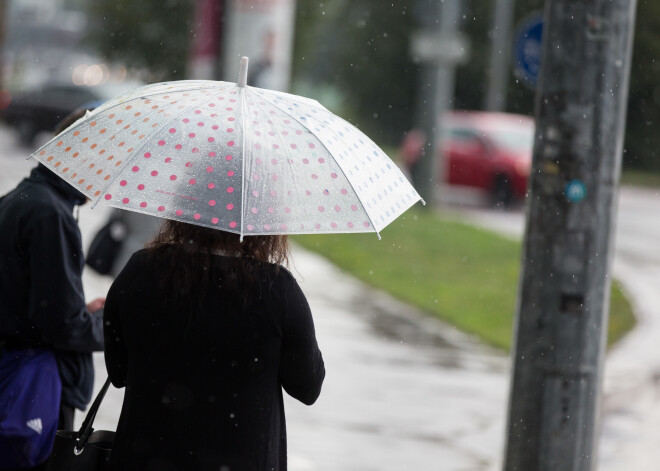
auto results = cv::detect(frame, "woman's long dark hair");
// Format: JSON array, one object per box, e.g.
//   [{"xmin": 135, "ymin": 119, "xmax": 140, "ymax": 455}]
[{"xmin": 147, "ymin": 220, "xmax": 290, "ymax": 307}]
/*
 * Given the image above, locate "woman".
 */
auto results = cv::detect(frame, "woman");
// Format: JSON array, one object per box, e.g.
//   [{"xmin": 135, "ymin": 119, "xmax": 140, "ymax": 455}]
[{"xmin": 103, "ymin": 221, "xmax": 325, "ymax": 471}]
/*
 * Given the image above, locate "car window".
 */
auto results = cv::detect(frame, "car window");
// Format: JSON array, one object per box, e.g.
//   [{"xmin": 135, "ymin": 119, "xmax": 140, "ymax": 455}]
[{"xmin": 490, "ymin": 129, "xmax": 534, "ymax": 151}]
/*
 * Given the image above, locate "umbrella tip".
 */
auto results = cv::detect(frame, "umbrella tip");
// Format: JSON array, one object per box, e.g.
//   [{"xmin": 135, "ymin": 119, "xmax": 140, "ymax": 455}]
[{"xmin": 237, "ymin": 56, "xmax": 249, "ymax": 88}]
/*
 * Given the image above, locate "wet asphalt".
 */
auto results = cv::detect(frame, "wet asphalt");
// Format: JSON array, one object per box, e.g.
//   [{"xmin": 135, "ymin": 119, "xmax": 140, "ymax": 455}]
[{"xmin": 1, "ymin": 126, "xmax": 659, "ymax": 470}]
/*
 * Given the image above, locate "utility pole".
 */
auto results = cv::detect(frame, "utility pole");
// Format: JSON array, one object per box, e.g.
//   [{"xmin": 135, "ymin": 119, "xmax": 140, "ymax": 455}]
[
  {"xmin": 504, "ymin": 1, "xmax": 637, "ymax": 470},
  {"xmin": 485, "ymin": 0, "xmax": 515, "ymax": 111},
  {"xmin": 410, "ymin": 0, "xmax": 466, "ymax": 204}
]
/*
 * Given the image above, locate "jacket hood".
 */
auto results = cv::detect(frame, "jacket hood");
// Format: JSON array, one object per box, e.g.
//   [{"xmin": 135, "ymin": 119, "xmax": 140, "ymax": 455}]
[{"xmin": 29, "ymin": 164, "xmax": 87, "ymax": 207}]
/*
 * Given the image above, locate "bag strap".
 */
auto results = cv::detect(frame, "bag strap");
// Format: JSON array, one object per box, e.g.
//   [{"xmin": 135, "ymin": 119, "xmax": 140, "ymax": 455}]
[{"xmin": 76, "ymin": 377, "xmax": 112, "ymax": 449}]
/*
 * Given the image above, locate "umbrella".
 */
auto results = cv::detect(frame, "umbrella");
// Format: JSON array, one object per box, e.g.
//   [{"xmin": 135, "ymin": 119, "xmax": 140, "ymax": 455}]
[{"xmin": 29, "ymin": 57, "xmax": 424, "ymax": 239}]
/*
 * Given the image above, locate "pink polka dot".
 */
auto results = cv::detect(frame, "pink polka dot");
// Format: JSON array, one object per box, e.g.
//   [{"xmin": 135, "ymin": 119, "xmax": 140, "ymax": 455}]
[
  {"xmin": 176, "ymin": 209, "xmax": 183, "ymax": 216},
  {"xmin": 104, "ymin": 194, "xmax": 112, "ymax": 200},
  {"xmin": 315, "ymin": 223, "xmax": 321, "ymax": 229},
  {"xmin": 170, "ymin": 175, "xmax": 177, "ymax": 181},
  {"xmin": 211, "ymin": 217, "xmax": 219, "ymax": 224},
  {"xmin": 331, "ymin": 222, "xmax": 338, "ymax": 229},
  {"xmin": 165, "ymin": 158, "xmax": 172, "ymax": 163},
  {"xmin": 175, "ymin": 144, "xmax": 182, "ymax": 150},
  {"xmin": 302, "ymin": 158, "xmax": 309, "ymax": 164},
  {"xmin": 158, "ymin": 140, "xmax": 165, "ymax": 146},
  {"xmin": 318, "ymin": 206, "xmax": 325, "ymax": 212},
  {"xmin": 247, "ymin": 224, "xmax": 254, "ymax": 231},
  {"xmin": 311, "ymin": 174, "xmax": 318, "ymax": 179},
  {"xmin": 182, "ymin": 118, "xmax": 190, "ymax": 123},
  {"xmin": 227, "ymin": 170, "xmax": 235, "ymax": 177},
  {"xmin": 140, "ymin": 202, "xmax": 147, "ymax": 208},
  {"xmin": 270, "ymin": 190, "xmax": 277, "ymax": 197},
  {"xmin": 268, "ymin": 207, "xmax": 274, "ymax": 214},
  {"xmin": 192, "ymin": 148, "xmax": 199, "ymax": 153},
  {"xmin": 197, "ymin": 122, "xmax": 204, "ymax": 127},
  {"xmin": 189, "ymin": 179, "xmax": 196, "ymax": 185},
  {"xmin": 318, "ymin": 158, "xmax": 325, "ymax": 163},
  {"xmin": 228, "ymin": 117, "xmax": 235, "ymax": 122},
  {"xmin": 227, "ymin": 187, "xmax": 234, "ymax": 193},
  {"xmin": 334, "ymin": 205, "xmax": 341, "ymax": 212},
  {"xmin": 151, "ymin": 170, "xmax": 158, "ymax": 176},
  {"xmin": 122, "ymin": 198, "xmax": 129, "ymax": 204},
  {"xmin": 194, "ymin": 110, "xmax": 201, "ymax": 114},
  {"xmin": 331, "ymin": 172, "xmax": 338, "ymax": 179},
  {"xmin": 363, "ymin": 221, "xmax": 370, "ymax": 227},
  {"xmin": 305, "ymin": 190, "xmax": 312, "ymax": 196},
  {"xmin": 272, "ymin": 144, "xmax": 279, "ymax": 149},
  {"xmin": 351, "ymin": 205, "xmax": 358, "ymax": 211},
  {"xmin": 323, "ymin": 189, "xmax": 330, "ymax": 196},
  {"xmin": 212, "ymin": 125, "xmax": 219, "ymax": 130},
  {"xmin": 253, "ymin": 174, "xmax": 260, "ymax": 181},
  {"xmin": 284, "ymin": 207, "xmax": 291, "ymax": 214},
  {"xmin": 227, "ymin": 141, "xmax": 235, "ymax": 147},
  {"xmin": 132, "ymin": 166, "xmax": 140, "ymax": 172},
  {"xmin": 120, "ymin": 180, "xmax": 127, "ymax": 186},
  {"xmin": 272, "ymin": 175, "xmax": 279, "ymax": 181},
  {"xmin": 169, "ymin": 128, "xmax": 176, "ymax": 134},
  {"xmin": 206, "ymin": 166, "xmax": 214, "ymax": 173},
  {"xmin": 158, "ymin": 206, "xmax": 165, "ymax": 212},
  {"xmin": 144, "ymin": 152, "xmax": 151, "ymax": 158},
  {"xmin": 251, "ymin": 207, "xmax": 258, "ymax": 214},
  {"xmin": 138, "ymin": 184, "xmax": 145, "ymax": 190},
  {"xmin": 208, "ymin": 152, "xmax": 216, "ymax": 158},
  {"xmin": 208, "ymin": 183, "xmax": 215, "ymax": 189},
  {"xmin": 309, "ymin": 143, "xmax": 316, "ymax": 149},
  {"xmin": 226, "ymin": 128, "xmax": 233, "ymax": 132},
  {"xmin": 271, "ymin": 159, "xmax": 278, "ymax": 165},
  {"xmin": 189, "ymin": 133, "xmax": 196, "ymax": 138},
  {"xmin": 226, "ymin": 203, "xmax": 234, "ymax": 210},
  {"xmin": 229, "ymin": 221, "xmax": 237, "ymax": 228},
  {"xmin": 280, "ymin": 223, "xmax": 287, "ymax": 230},
  {"xmin": 290, "ymin": 143, "xmax": 297, "ymax": 149},
  {"xmin": 252, "ymin": 190, "xmax": 259, "ymax": 197},
  {"xmin": 225, "ymin": 155, "xmax": 233, "ymax": 161},
  {"xmin": 194, "ymin": 213, "xmax": 201, "ymax": 220},
  {"xmin": 209, "ymin": 200, "xmax": 216, "ymax": 206},
  {"xmin": 295, "ymin": 130, "xmax": 303, "ymax": 135},
  {"xmin": 347, "ymin": 222, "xmax": 354, "ymax": 228},
  {"xmin": 341, "ymin": 188, "xmax": 348, "ymax": 195},
  {"xmin": 185, "ymin": 162, "xmax": 193, "ymax": 168},
  {"xmin": 264, "ymin": 224, "xmax": 271, "ymax": 230}
]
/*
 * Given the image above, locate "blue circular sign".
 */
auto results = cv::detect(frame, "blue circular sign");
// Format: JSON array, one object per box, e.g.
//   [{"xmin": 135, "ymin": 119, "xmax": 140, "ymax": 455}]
[
  {"xmin": 565, "ymin": 179, "xmax": 587, "ymax": 203},
  {"xmin": 513, "ymin": 12, "xmax": 544, "ymax": 89}
]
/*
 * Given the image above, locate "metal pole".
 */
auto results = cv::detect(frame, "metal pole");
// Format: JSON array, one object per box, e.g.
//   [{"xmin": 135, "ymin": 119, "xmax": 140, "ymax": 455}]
[
  {"xmin": 410, "ymin": 0, "xmax": 464, "ymax": 205},
  {"xmin": 485, "ymin": 0, "xmax": 515, "ymax": 111},
  {"xmin": 503, "ymin": 0, "xmax": 637, "ymax": 470}
]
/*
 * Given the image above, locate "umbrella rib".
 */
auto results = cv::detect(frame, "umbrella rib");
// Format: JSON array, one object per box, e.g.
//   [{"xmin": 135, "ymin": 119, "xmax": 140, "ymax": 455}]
[
  {"xmin": 253, "ymin": 89, "xmax": 382, "ymax": 238},
  {"xmin": 239, "ymin": 86, "xmax": 248, "ymax": 242}
]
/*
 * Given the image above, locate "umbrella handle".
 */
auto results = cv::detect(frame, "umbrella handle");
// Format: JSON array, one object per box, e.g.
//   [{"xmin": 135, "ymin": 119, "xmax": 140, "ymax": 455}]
[{"xmin": 237, "ymin": 57, "xmax": 249, "ymax": 88}]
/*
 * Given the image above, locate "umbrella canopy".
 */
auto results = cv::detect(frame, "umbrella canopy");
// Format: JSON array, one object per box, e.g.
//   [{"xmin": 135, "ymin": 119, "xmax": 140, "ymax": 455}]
[{"xmin": 30, "ymin": 58, "xmax": 423, "ymax": 238}]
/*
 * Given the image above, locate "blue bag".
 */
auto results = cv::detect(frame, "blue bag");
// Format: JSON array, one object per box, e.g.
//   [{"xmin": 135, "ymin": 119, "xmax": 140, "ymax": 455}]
[{"xmin": 0, "ymin": 348, "xmax": 62, "ymax": 469}]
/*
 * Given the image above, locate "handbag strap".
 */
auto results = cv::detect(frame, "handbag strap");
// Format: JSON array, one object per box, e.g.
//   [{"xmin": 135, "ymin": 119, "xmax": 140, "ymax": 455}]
[{"xmin": 76, "ymin": 377, "xmax": 112, "ymax": 448}]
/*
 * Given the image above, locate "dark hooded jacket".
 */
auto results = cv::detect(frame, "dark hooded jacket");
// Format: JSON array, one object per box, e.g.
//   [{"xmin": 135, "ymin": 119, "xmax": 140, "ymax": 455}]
[{"xmin": 0, "ymin": 164, "xmax": 104, "ymax": 409}]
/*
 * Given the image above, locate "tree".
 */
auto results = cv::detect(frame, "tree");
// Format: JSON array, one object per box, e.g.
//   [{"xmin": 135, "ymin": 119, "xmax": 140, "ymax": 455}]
[{"xmin": 86, "ymin": 0, "xmax": 195, "ymax": 82}]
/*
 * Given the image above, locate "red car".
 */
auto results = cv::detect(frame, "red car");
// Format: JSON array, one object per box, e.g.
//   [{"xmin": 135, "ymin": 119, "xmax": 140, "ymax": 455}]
[{"xmin": 441, "ymin": 111, "xmax": 535, "ymax": 207}]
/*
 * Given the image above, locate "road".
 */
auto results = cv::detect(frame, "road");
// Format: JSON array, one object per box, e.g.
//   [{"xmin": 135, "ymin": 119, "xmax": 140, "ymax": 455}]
[{"xmin": 1, "ymin": 125, "xmax": 659, "ymax": 469}]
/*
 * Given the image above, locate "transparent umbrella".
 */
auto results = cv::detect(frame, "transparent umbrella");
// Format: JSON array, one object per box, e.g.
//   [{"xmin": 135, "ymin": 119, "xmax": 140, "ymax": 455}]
[{"xmin": 30, "ymin": 58, "xmax": 424, "ymax": 239}]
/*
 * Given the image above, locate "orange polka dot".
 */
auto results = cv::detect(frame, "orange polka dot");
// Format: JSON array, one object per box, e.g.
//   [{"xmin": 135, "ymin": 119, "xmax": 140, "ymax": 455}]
[
  {"xmin": 127, "ymin": 147, "xmax": 134, "ymax": 153},
  {"xmin": 90, "ymin": 121, "xmax": 97, "ymax": 127},
  {"xmin": 82, "ymin": 137, "xmax": 89, "ymax": 143},
  {"xmin": 125, "ymin": 105, "xmax": 132, "ymax": 110},
  {"xmin": 100, "ymin": 128, "xmax": 106, "ymax": 134},
  {"xmin": 96, "ymin": 169, "xmax": 103, "ymax": 175},
  {"xmin": 47, "ymin": 156, "xmax": 54, "ymax": 162},
  {"xmin": 116, "ymin": 120, "xmax": 123, "ymax": 125},
  {"xmin": 99, "ymin": 150, "xmax": 105, "ymax": 155},
  {"xmin": 94, "ymin": 191, "xmax": 101, "ymax": 197},
  {"xmin": 143, "ymin": 118, "xmax": 149, "ymax": 122},
  {"xmin": 118, "ymin": 142, "xmax": 125, "ymax": 147},
  {"xmin": 109, "ymin": 113, "xmax": 115, "ymax": 119},
  {"xmin": 86, "ymin": 185, "xmax": 93, "ymax": 191},
  {"xmin": 134, "ymin": 112, "xmax": 141, "ymax": 117},
  {"xmin": 88, "ymin": 164, "xmax": 95, "ymax": 169},
  {"xmin": 104, "ymin": 175, "xmax": 111, "ymax": 181},
  {"xmin": 54, "ymin": 161, "xmax": 61, "ymax": 167},
  {"xmin": 56, "ymin": 140, "xmax": 63, "ymax": 147},
  {"xmin": 139, "ymin": 135, "xmax": 145, "ymax": 139},
  {"xmin": 39, "ymin": 150, "xmax": 45, "ymax": 156},
  {"xmin": 71, "ymin": 173, "xmax": 77, "ymax": 178},
  {"xmin": 65, "ymin": 147, "xmax": 71, "ymax": 152},
  {"xmin": 78, "ymin": 179, "xmax": 85, "ymax": 184},
  {"xmin": 115, "ymin": 161, "xmax": 122, "ymax": 166},
  {"xmin": 72, "ymin": 152, "xmax": 79, "ymax": 158},
  {"xmin": 131, "ymin": 130, "xmax": 137, "ymax": 135},
  {"xmin": 152, "ymin": 105, "xmax": 158, "ymax": 109},
  {"xmin": 91, "ymin": 144, "xmax": 97, "ymax": 149},
  {"xmin": 73, "ymin": 131, "xmax": 80, "ymax": 136},
  {"xmin": 62, "ymin": 167, "xmax": 69, "ymax": 173},
  {"xmin": 123, "ymin": 125, "xmax": 130, "ymax": 130},
  {"xmin": 107, "ymin": 155, "xmax": 114, "ymax": 160}
]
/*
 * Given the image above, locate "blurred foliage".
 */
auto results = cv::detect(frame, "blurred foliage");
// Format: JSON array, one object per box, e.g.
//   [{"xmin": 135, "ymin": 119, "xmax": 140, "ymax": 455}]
[{"xmin": 87, "ymin": 0, "xmax": 194, "ymax": 81}]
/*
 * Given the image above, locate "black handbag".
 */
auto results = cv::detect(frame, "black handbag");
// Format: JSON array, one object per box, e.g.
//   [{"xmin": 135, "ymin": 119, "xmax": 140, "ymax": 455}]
[
  {"xmin": 47, "ymin": 378, "xmax": 114, "ymax": 471},
  {"xmin": 86, "ymin": 216, "xmax": 127, "ymax": 275}
]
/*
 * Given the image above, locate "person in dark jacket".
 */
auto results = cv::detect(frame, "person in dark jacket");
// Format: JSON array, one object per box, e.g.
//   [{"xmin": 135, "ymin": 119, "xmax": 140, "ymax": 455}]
[
  {"xmin": 0, "ymin": 110, "xmax": 105, "ymax": 470},
  {"xmin": 104, "ymin": 220, "xmax": 325, "ymax": 471}
]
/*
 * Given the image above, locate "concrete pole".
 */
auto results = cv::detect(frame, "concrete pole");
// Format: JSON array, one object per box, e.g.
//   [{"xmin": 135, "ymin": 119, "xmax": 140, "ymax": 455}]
[
  {"xmin": 484, "ymin": 0, "xmax": 515, "ymax": 111},
  {"xmin": 504, "ymin": 1, "xmax": 637, "ymax": 470},
  {"xmin": 410, "ymin": 0, "xmax": 464, "ymax": 205}
]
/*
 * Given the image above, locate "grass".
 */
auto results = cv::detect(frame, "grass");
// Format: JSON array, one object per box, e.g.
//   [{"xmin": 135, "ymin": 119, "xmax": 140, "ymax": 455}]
[
  {"xmin": 621, "ymin": 169, "xmax": 660, "ymax": 188},
  {"xmin": 293, "ymin": 208, "xmax": 636, "ymax": 351}
]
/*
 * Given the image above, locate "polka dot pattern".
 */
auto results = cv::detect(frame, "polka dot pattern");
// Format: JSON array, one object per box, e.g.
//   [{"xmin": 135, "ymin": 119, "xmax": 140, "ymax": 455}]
[{"xmin": 30, "ymin": 80, "xmax": 421, "ymax": 235}]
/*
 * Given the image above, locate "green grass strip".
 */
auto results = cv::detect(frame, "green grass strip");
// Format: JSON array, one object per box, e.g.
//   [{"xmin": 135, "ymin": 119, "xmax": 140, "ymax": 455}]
[{"xmin": 293, "ymin": 208, "xmax": 636, "ymax": 351}]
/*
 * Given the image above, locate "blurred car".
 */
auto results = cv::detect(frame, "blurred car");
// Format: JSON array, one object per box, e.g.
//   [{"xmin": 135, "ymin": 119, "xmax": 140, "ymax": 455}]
[
  {"xmin": 441, "ymin": 111, "xmax": 535, "ymax": 207},
  {"xmin": 0, "ymin": 81, "xmax": 142, "ymax": 145}
]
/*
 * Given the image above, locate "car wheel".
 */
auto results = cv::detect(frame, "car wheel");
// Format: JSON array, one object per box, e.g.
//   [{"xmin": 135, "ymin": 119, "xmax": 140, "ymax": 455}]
[
  {"xmin": 16, "ymin": 120, "xmax": 37, "ymax": 146},
  {"xmin": 492, "ymin": 174, "xmax": 513, "ymax": 209}
]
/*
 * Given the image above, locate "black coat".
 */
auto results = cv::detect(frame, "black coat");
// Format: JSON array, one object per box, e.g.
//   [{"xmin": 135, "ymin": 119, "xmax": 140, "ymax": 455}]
[
  {"xmin": 104, "ymin": 249, "xmax": 325, "ymax": 471},
  {"xmin": 0, "ymin": 164, "xmax": 104, "ymax": 409}
]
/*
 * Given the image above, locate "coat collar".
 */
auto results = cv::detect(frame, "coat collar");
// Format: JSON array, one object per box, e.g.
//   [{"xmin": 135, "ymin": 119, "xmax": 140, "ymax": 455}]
[{"xmin": 28, "ymin": 164, "xmax": 87, "ymax": 207}]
